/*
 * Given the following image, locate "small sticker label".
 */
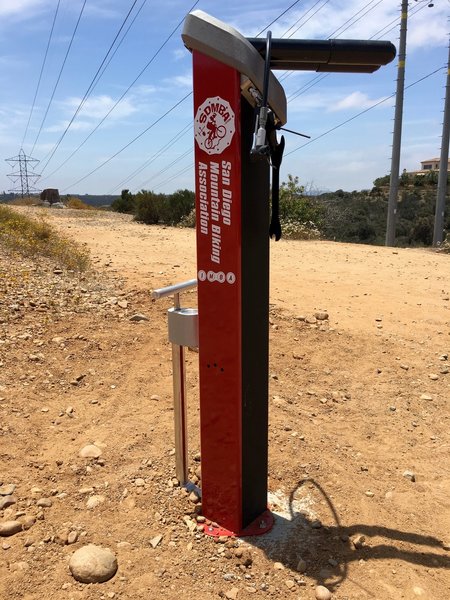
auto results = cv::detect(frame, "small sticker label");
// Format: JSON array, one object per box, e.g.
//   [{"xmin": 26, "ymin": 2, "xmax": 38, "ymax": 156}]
[{"xmin": 194, "ymin": 96, "xmax": 235, "ymax": 155}]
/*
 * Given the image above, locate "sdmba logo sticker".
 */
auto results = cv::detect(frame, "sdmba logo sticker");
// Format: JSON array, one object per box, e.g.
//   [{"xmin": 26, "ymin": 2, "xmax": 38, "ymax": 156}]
[{"xmin": 194, "ymin": 96, "xmax": 235, "ymax": 155}]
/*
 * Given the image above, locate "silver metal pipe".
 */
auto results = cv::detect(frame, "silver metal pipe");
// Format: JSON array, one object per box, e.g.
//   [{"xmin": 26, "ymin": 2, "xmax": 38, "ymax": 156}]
[
  {"xmin": 151, "ymin": 279, "xmax": 197, "ymax": 300},
  {"xmin": 172, "ymin": 343, "xmax": 188, "ymax": 484}
]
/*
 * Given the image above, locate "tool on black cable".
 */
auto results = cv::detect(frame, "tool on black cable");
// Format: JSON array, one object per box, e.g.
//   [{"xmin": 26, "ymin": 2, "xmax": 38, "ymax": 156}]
[{"xmin": 251, "ymin": 31, "xmax": 272, "ymax": 160}]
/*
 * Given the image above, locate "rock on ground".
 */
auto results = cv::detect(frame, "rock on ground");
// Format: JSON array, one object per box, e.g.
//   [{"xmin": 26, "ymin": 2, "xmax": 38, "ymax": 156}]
[{"xmin": 69, "ymin": 544, "xmax": 118, "ymax": 583}]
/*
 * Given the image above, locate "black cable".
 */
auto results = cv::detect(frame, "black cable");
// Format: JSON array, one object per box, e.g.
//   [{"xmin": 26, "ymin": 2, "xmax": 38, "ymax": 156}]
[
  {"xmin": 61, "ymin": 92, "xmax": 192, "ymax": 192},
  {"xmin": 136, "ymin": 148, "xmax": 193, "ymax": 191},
  {"xmin": 41, "ymin": 0, "xmax": 199, "ymax": 181},
  {"xmin": 21, "ymin": 0, "xmax": 61, "ymax": 149},
  {"xmin": 109, "ymin": 122, "xmax": 192, "ymax": 194},
  {"xmin": 285, "ymin": 66, "xmax": 444, "ymax": 157},
  {"xmin": 282, "ymin": 0, "xmax": 326, "ymax": 39},
  {"xmin": 152, "ymin": 162, "xmax": 194, "ymax": 192},
  {"xmin": 30, "ymin": 0, "xmax": 87, "ymax": 155},
  {"xmin": 255, "ymin": 0, "xmax": 303, "ymax": 37},
  {"xmin": 281, "ymin": 0, "xmax": 383, "ymax": 84},
  {"xmin": 93, "ymin": 0, "xmax": 149, "ymax": 93},
  {"xmin": 286, "ymin": 1, "xmax": 426, "ymax": 102},
  {"xmin": 328, "ymin": 0, "xmax": 383, "ymax": 39},
  {"xmin": 39, "ymin": 0, "xmax": 140, "ymax": 173}
]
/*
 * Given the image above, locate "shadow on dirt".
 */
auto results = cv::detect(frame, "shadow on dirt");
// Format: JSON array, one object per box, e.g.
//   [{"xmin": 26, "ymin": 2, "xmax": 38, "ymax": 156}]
[{"xmin": 247, "ymin": 479, "xmax": 449, "ymax": 594}]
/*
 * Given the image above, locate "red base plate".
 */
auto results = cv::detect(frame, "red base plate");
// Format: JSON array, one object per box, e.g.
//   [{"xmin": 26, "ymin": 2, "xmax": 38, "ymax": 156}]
[{"xmin": 202, "ymin": 509, "xmax": 274, "ymax": 537}]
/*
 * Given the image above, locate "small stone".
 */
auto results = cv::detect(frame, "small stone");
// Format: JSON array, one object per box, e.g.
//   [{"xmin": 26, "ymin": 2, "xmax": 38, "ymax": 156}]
[
  {"xmin": 305, "ymin": 316, "xmax": 317, "ymax": 324},
  {"xmin": 315, "ymin": 311, "xmax": 329, "ymax": 321},
  {"xmin": 79, "ymin": 444, "xmax": 102, "ymax": 458},
  {"xmin": 442, "ymin": 541, "xmax": 450, "ymax": 551},
  {"xmin": 420, "ymin": 394, "xmax": 433, "ymax": 401},
  {"xmin": 296, "ymin": 558, "xmax": 307, "ymax": 573},
  {"xmin": 150, "ymin": 394, "xmax": 160, "ymax": 401},
  {"xmin": 86, "ymin": 495, "xmax": 106, "ymax": 509},
  {"xmin": 311, "ymin": 520, "xmax": 322, "ymax": 529},
  {"xmin": 429, "ymin": 374, "xmax": 439, "ymax": 380},
  {"xmin": 55, "ymin": 529, "xmax": 70, "ymax": 545},
  {"xmin": 315, "ymin": 585, "xmax": 332, "ymax": 600},
  {"xmin": 69, "ymin": 544, "xmax": 118, "ymax": 583},
  {"xmin": 129, "ymin": 313, "xmax": 149, "ymax": 322},
  {"xmin": 400, "ymin": 364, "xmax": 409, "ymax": 370},
  {"xmin": 0, "ymin": 521, "xmax": 23, "ymax": 537},
  {"xmin": 0, "ymin": 484, "xmax": 16, "ymax": 496},
  {"xmin": 0, "ymin": 495, "xmax": 17, "ymax": 510},
  {"xmin": 403, "ymin": 470, "xmax": 416, "ymax": 482},
  {"xmin": 20, "ymin": 516, "xmax": 35, "ymax": 530},
  {"xmin": 68, "ymin": 531, "xmax": 79, "ymax": 545},
  {"xmin": 134, "ymin": 478, "xmax": 145, "ymax": 487},
  {"xmin": 285, "ymin": 579, "xmax": 295, "ymax": 589},
  {"xmin": 36, "ymin": 497, "xmax": 52, "ymax": 508},
  {"xmin": 10, "ymin": 561, "xmax": 30, "ymax": 572},
  {"xmin": 118, "ymin": 300, "xmax": 128, "ymax": 309},
  {"xmin": 225, "ymin": 587, "xmax": 239, "ymax": 600},
  {"xmin": 352, "ymin": 534, "xmax": 365, "ymax": 549},
  {"xmin": 413, "ymin": 586, "xmax": 426, "ymax": 596},
  {"xmin": 188, "ymin": 490, "xmax": 200, "ymax": 504},
  {"xmin": 150, "ymin": 535, "xmax": 163, "ymax": 548},
  {"xmin": 273, "ymin": 561, "xmax": 284, "ymax": 570},
  {"xmin": 365, "ymin": 491, "xmax": 374, "ymax": 497}
]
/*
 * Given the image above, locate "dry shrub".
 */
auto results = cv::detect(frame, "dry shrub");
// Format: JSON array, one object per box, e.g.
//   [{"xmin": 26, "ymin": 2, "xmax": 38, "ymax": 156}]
[
  {"xmin": 0, "ymin": 205, "xmax": 90, "ymax": 271},
  {"xmin": 436, "ymin": 235, "xmax": 450, "ymax": 254},
  {"xmin": 66, "ymin": 197, "xmax": 95, "ymax": 210},
  {"xmin": 7, "ymin": 196, "xmax": 39, "ymax": 206}
]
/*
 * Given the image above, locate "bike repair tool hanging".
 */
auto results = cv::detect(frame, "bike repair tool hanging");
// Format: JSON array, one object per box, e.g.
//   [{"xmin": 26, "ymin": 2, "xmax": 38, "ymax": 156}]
[
  {"xmin": 251, "ymin": 30, "xmax": 285, "ymax": 241},
  {"xmin": 251, "ymin": 30, "xmax": 272, "ymax": 159},
  {"xmin": 268, "ymin": 132, "xmax": 284, "ymax": 241}
]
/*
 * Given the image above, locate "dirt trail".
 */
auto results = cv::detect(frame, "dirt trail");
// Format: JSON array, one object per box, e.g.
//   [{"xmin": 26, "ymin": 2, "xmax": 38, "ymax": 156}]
[{"xmin": 1, "ymin": 207, "xmax": 449, "ymax": 600}]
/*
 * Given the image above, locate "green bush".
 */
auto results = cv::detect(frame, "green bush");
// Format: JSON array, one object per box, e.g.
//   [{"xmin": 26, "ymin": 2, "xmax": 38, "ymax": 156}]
[
  {"xmin": 134, "ymin": 189, "xmax": 194, "ymax": 225},
  {"xmin": 111, "ymin": 189, "xmax": 135, "ymax": 214},
  {"xmin": 278, "ymin": 175, "xmax": 324, "ymax": 230}
]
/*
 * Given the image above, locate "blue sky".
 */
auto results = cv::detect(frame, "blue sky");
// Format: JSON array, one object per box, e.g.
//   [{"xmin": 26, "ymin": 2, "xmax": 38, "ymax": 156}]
[{"xmin": 0, "ymin": 0, "xmax": 448, "ymax": 195}]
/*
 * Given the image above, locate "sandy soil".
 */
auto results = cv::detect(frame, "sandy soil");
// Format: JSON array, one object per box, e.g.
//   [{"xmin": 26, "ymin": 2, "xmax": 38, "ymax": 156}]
[{"xmin": 0, "ymin": 207, "xmax": 449, "ymax": 600}]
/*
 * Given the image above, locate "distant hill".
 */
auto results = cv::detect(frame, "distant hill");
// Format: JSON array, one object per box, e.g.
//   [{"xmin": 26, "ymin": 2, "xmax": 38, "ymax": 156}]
[
  {"xmin": 0, "ymin": 193, "xmax": 119, "ymax": 207},
  {"xmin": 63, "ymin": 194, "xmax": 119, "ymax": 207}
]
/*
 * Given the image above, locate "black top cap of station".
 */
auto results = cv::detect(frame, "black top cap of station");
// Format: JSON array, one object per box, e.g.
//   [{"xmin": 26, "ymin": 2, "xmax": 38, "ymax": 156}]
[{"xmin": 247, "ymin": 38, "xmax": 396, "ymax": 73}]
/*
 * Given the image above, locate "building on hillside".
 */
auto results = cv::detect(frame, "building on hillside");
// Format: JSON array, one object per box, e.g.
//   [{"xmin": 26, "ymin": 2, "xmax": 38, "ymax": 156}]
[
  {"xmin": 403, "ymin": 158, "xmax": 450, "ymax": 176},
  {"xmin": 420, "ymin": 158, "xmax": 450, "ymax": 171}
]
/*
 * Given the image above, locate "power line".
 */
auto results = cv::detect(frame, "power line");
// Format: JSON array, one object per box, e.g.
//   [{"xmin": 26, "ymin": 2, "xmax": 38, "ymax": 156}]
[
  {"xmin": 109, "ymin": 122, "xmax": 192, "ymax": 194},
  {"xmin": 21, "ymin": 0, "xmax": 61, "ymax": 148},
  {"xmin": 152, "ymin": 162, "xmax": 194, "ymax": 192},
  {"xmin": 286, "ymin": 0, "xmax": 426, "ymax": 102},
  {"xmin": 281, "ymin": 0, "xmax": 384, "ymax": 84},
  {"xmin": 135, "ymin": 147, "xmax": 193, "ymax": 191},
  {"xmin": 41, "ymin": 0, "xmax": 199, "ymax": 182},
  {"xmin": 119, "ymin": 0, "xmax": 304, "ymax": 192},
  {"xmin": 285, "ymin": 65, "xmax": 445, "ymax": 157},
  {"xmin": 255, "ymin": 0, "xmax": 303, "ymax": 36},
  {"xmin": 39, "ymin": 0, "xmax": 141, "ymax": 173},
  {"xmin": 30, "ymin": 0, "xmax": 87, "ymax": 155},
  {"xmin": 61, "ymin": 92, "xmax": 192, "ymax": 192}
]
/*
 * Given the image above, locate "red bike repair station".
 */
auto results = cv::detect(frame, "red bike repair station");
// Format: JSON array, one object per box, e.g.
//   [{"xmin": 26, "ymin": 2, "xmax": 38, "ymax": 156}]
[{"xmin": 152, "ymin": 10, "xmax": 395, "ymax": 538}]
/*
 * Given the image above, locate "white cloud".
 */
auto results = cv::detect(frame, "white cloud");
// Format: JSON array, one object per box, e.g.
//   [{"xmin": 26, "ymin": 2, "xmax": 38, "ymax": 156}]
[
  {"xmin": 329, "ymin": 91, "xmax": 390, "ymax": 112},
  {"xmin": 0, "ymin": 0, "xmax": 46, "ymax": 18},
  {"xmin": 288, "ymin": 89, "xmax": 392, "ymax": 114},
  {"xmin": 173, "ymin": 49, "xmax": 187, "ymax": 61},
  {"xmin": 230, "ymin": 0, "xmax": 447, "ymax": 51},
  {"xmin": 170, "ymin": 73, "xmax": 193, "ymax": 88},
  {"xmin": 62, "ymin": 95, "xmax": 138, "ymax": 120},
  {"xmin": 44, "ymin": 120, "xmax": 93, "ymax": 133}
]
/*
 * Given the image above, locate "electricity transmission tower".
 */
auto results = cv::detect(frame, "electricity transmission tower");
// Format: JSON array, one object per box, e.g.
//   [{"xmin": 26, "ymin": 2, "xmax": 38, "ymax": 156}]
[{"xmin": 5, "ymin": 149, "xmax": 41, "ymax": 198}]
